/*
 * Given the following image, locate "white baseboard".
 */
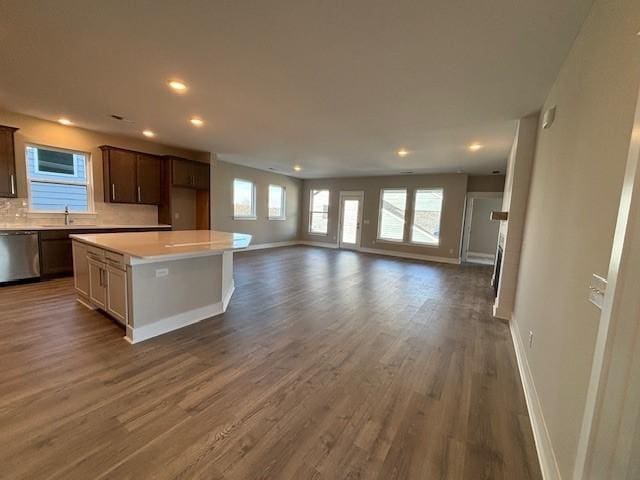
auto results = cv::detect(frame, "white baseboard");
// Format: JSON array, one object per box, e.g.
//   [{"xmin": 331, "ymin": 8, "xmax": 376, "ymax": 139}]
[
  {"xmin": 493, "ymin": 301, "xmax": 512, "ymax": 321},
  {"xmin": 242, "ymin": 240, "xmax": 299, "ymax": 251},
  {"xmin": 126, "ymin": 302, "xmax": 225, "ymax": 344},
  {"xmin": 510, "ymin": 319, "xmax": 560, "ymax": 480},
  {"xmin": 298, "ymin": 240, "xmax": 340, "ymax": 249},
  {"xmin": 222, "ymin": 280, "xmax": 235, "ymax": 310},
  {"xmin": 76, "ymin": 296, "xmax": 96, "ymax": 310},
  {"xmin": 358, "ymin": 246, "xmax": 461, "ymax": 265},
  {"xmin": 126, "ymin": 282, "xmax": 236, "ymax": 344},
  {"xmin": 240, "ymin": 240, "xmax": 460, "ymax": 265},
  {"xmin": 467, "ymin": 251, "xmax": 495, "ymax": 259}
]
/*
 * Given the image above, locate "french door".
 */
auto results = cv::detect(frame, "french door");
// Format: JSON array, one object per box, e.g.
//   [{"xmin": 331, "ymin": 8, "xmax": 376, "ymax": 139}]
[{"xmin": 338, "ymin": 192, "xmax": 364, "ymax": 249}]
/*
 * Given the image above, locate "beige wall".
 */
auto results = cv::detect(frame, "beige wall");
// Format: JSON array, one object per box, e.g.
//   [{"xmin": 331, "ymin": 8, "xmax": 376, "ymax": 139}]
[
  {"xmin": 0, "ymin": 108, "xmax": 208, "ymax": 225},
  {"xmin": 300, "ymin": 174, "xmax": 468, "ymax": 260},
  {"xmin": 511, "ymin": 0, "xmax": 640, "ymax": 477},
  {"xmin": 468, "ymin": 197, "xmax": 502, "ymax": 255},
  {"xmin": 211, "ymin": 160, "xmax": 302, "ymax": 244},
  {"xmin": 467, "ymin": 174, "xmax": 505, "ymax": 192}
]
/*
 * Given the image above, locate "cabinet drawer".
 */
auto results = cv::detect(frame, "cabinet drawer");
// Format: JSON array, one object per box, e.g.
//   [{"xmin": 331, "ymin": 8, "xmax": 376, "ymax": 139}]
[
  {"xmin": 87, "ymin": 246, "xmax": 105, "ymax": 261},
  {"xmin": 104, "ymin": 250, "xmax": 125, "ymax": 270}
]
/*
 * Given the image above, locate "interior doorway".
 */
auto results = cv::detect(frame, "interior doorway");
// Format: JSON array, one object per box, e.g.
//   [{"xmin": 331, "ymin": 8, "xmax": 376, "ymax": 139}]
[
  {"xmin": 462, "ymin": 193, "xmax": 503, "ymax": 264},
  {"xmin": 338, "ymin": 191, "xmax": 364, "ymax": 249}
]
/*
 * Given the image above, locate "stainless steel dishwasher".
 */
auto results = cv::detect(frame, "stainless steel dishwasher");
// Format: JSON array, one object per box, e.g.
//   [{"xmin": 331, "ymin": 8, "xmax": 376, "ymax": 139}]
[{"xmin": 0, "ymin": 231, "xmax": 40, "ymax": 282}]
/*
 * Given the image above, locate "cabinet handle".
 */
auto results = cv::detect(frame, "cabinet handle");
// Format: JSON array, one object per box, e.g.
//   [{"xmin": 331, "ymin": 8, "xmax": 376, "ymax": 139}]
[
  {"xmin": 10, "ymin": 174, "xmax": 15, "ymax": 195},
  {"xmin": 137, "ymin": 186, "xmax": 141, "ymax": 202},
  {"xmin": 111, "ymin": 184, "xmax": 116, "ymax": 200}
]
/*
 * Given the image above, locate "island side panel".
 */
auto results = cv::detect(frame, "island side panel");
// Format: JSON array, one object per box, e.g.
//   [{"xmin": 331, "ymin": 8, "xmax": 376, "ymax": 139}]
[
  {"xmin": 221, "ymin": 250, "xmax": 234, "ymax": 309},
  {"xmin": 127, "ymin": 254, "xmax": 225, "ymax": 342}
]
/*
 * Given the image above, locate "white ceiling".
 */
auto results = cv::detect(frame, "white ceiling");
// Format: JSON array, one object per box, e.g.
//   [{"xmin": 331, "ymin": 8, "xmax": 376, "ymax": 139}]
[{"xmin": 0, "ymin": 0, "xmax": 593, "ymax": 178}]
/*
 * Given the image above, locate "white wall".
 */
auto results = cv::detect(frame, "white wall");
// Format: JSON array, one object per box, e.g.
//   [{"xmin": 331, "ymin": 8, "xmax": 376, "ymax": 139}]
[{"xmin": 510, "ymin": 0, "xmax": 640, "ymax": 477}]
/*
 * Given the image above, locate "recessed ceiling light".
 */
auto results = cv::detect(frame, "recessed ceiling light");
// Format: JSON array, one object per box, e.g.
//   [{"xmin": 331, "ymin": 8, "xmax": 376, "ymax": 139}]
[
  {"xmin": 468, "ymin": 143, "xmax": 484, "ymax": 151},
  {"xmin": 397, "ymin": 148, "xmax": 409, "ymax": 157},
  {"xmin": 58, "ymin": 118, "xmax": 72, "ymax": 126},
  {"xmin": 190, "ymin": 117, "xmax": 204, "ymax": 127},
  {"xmin": 293, "ymin": 165, "xmax": 302, "ymax": 171},
  {"xmin": 142, "ymin": 130, "xmax": 155, "ymax": 138},
  {"xmin": 168, "ymin": 80, "xmax": 187, "ymax": 93}
]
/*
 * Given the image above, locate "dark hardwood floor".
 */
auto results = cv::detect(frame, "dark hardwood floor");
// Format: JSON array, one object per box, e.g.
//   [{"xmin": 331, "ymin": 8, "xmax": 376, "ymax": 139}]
[{"xmin": 0, "ymin": 246, "xmax": 541, "ymax": 479}]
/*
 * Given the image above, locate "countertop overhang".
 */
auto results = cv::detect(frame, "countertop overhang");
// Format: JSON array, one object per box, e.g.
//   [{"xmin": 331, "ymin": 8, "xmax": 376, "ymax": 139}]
[{"xmin": 70, "ymin": 230, "xmax": 252, "ymax": 262}]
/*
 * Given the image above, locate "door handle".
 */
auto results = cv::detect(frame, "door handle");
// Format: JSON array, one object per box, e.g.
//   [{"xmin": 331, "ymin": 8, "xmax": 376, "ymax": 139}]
[
  {"xmin": 137, "ymin": 186, "xmax": 141, "ymax": 202},
  {"xmin": 10, "ymin": 174, "xmax": 15, "ymax": 195},
  {"xmin": 111, "ymin": 184, "xmax": 116, "ymax": 200}
]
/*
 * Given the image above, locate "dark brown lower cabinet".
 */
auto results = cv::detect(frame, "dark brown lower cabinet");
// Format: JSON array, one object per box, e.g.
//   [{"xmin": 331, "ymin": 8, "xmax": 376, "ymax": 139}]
[{"xmin": 38, "ymin": 227, "xmax": 171, "ymax": 278}]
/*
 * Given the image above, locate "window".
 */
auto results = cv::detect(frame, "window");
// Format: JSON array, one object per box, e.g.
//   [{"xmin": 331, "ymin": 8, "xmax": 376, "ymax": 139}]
[
  {"xmin": 26, "ymin": 145, "xmax": 92, "ymax": 212},
  {"xmin": 411, "ymin": 188, "xmax": 444, "ymax": 245},
  {"xmin": 377, "ymin": 188, "xmax": 407, "ymax": 241},
  {"xmin": 233, "ymin": 179, "xmax": 256, "ymax": 218},
  {"xmin": 309, "ymin": 189, "xmax": 330, "ymax": 234},
  {"xmin": 268, "ymin": 184, "xmax": 286, "ymax": 220}
]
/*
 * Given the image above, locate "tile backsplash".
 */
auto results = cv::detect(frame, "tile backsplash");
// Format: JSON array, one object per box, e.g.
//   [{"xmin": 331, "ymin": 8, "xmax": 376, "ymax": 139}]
[{"xmin": 0, "ymin": 198, "xmax": 159, "ymax": 226}]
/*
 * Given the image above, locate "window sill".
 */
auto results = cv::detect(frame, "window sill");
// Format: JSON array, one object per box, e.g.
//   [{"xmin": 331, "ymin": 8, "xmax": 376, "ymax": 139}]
[
  {"xmin": 268, "ymin": 217, "xmax": 287, "ymax": 221},
  {"xmin": 28, "ymin": 211, "xmax": 96, "ymax": 216},
  {"xmin": 375, "ymin": 238, "xmax": 440, "ymax": 248},
  {"xmin": 233, "ymin": 216, "xmax": 257, "ymax": 220},
  {"xmin": 308, "ymin": 232, "xmax": 329, "ymax": 236}
]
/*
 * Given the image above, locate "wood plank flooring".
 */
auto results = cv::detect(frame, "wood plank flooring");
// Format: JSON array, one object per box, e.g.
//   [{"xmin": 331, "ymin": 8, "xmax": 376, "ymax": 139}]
[{"xmin": 0, "ymin": 246, "xmax": 541, "ymax": 479}]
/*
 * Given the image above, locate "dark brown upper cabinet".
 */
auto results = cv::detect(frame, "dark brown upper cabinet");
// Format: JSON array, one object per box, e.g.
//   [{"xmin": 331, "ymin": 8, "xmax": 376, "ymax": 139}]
[
  {"xmin": 136, "ymin": 154, "xmax": 161, "ymax": 204},
  {"xmin": 168, "ymin": 156, "xmax": 210, "ymax": 190},
  {"xmin": 101, "ymin": 146, "xmax": 162, "ymax": 205},
  {"xmin": 0, "ymin": 125, "xmax": 19, "ymax": 198}
]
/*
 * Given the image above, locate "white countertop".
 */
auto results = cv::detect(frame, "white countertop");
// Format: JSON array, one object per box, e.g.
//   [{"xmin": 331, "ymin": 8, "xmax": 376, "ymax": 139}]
[
  {"xmin": 71, "ymin": 230, "xmax": 252, "ymax": 261},
  {"xmin": 0, "ymin": 224, "xmax": 171, "ymax": 231}
]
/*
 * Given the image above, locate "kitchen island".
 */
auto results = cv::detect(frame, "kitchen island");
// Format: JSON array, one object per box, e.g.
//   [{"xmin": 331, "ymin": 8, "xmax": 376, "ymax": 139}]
[{"xmin": 70, "ymin": 230, "xmax": 251, "ymax": 343}]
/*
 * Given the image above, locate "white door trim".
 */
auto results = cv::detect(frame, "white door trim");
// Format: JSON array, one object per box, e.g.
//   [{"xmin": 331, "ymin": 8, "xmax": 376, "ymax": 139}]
[
  {"xmin": 338, "ymin": 191, "xmax": 364, "ymax": 250},
  {"xmin": 461, "ymin": 192, "xmax": 502, "ymax": 263},
  {"xmin": 573, "ymin": 82, "xmax": 640, "ymax": 480}
]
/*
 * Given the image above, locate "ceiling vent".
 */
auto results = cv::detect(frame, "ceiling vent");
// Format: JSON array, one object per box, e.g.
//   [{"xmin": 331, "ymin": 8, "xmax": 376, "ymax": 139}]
[{"xmin": 110, "ymin": 114, "xmax": 134, "ymax": 123}]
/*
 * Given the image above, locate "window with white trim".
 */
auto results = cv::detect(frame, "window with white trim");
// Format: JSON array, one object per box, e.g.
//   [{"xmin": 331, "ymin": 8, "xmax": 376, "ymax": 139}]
[
  {"xmin": 411, "ymin": 188, "xmax": 443, "ymax": 245},
  {"xmin": 309, "ymin": 189, "xmax": 330, "ymax": 234},
  {"xmin": 233, "ymin": 178, "xmax": 256, "ymax": 218},
  {"xmin": 26, "ymin": 145, "xmax": 92, "ymax": 212},
  {"xmin": 268, "ymin": 184, "xmax": 286, "ymax": 220},
  {"xmin": 377, "ymin": 188, "xmax": 407, "ymax": 241}
]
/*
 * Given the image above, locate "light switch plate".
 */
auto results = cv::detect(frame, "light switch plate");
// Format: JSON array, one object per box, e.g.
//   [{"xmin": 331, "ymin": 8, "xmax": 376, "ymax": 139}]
[{"xmin": 589, "ymin": 274, "xmax": 607, "ymax": 309}]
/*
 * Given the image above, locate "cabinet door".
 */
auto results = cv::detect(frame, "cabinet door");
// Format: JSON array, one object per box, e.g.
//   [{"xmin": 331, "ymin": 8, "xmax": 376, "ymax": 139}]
[
  {"xmin": 107, "ymin": 149, "xmax": 137, "ymax": 203},
  {"xmin": 40, "ymin": 238, "xmax": 73, "ymax": 277},
  {"xmin": 72, "ymin": 242, "xmax": 89, "ymax": 296},
  {"xmin": 193, "ymin": 161, "xmax": 210, "ymax": 190},
  {"xmin": 0, "ymin": 126, "xmax": 17, "ymax": 198},
  {"xmin": 88, "ymin": 259, "xmax": 107, "ymax": 308},
  {"xmin": 136, "ymin": 154, "xmax": 161, "ymax": 204},
  {"xmin": 172, "ymin": 158, "xmax": 194, "ymax": 188},
  {"xmin": 106, "ymin": 266, "xmax": 128, "ymax": 325}
]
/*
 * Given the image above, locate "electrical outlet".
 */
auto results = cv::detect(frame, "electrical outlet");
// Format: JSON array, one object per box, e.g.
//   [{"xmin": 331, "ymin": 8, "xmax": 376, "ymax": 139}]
[
  {"xmin": 155, "ymin": 268, "xmax": 169, "ymax": 278},
  {"xmin": 528, "ymin": 331, "xmax": 534, "ymax": 348},
  {"xmin": 174, "ymin": 212, "xmax": 181, "ymax": 219}
]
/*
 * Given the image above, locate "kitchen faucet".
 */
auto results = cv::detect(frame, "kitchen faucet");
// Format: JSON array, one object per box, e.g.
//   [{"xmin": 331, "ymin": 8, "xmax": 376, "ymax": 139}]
[{"xmin": 64, "ymin": 205, "xmax": 72, "ymax": 225}]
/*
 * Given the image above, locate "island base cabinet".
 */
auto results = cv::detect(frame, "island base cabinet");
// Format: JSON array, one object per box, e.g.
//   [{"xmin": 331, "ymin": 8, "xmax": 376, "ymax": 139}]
[
  {"xmin": 88, "ymin": 259, "xmax": 107, "ymax": 309},
  {"xmin": 83, "ymin": 249, "xmax": 129, "ymax": 326},
  {"xmin": 72, "ymin": 242, "xmax": 89, "ymax": 297},
  {"xmin": 106, "ymin": 266, "xmax": 128, "ymax": 324}
]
